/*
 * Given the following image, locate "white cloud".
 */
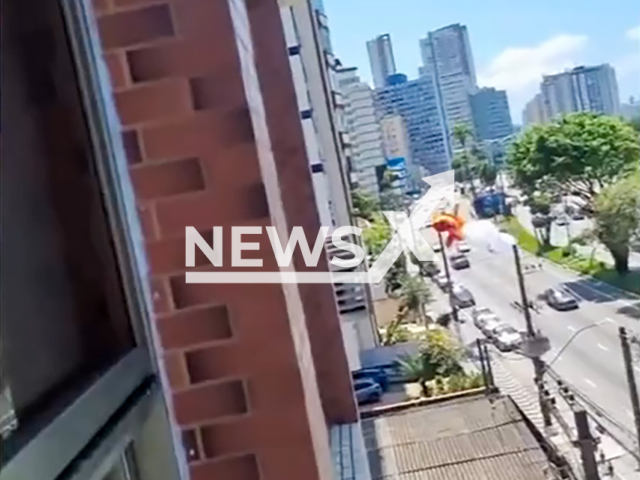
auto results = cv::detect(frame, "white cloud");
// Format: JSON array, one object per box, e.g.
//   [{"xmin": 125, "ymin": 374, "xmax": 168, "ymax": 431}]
[
  {"xmin": 626, "ymin": 25, "xmax": 640, "ymax": 41},
  {"xmin": 478, "ymin": 34, "xmax": 588, "ymax": 120}
]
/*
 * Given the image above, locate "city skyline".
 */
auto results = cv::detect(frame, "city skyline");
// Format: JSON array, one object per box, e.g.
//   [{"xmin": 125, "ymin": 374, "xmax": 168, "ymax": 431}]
[{"xmin": 323, "ymin": 0, "xmax": 639, "ymax": 122}]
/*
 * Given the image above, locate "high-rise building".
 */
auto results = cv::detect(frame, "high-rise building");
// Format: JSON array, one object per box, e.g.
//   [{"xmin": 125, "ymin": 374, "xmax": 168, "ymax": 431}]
[
  {"xmin": 336, "ymin": 67, "xmax": 387, "ymax": 198},
  {"xmin": 420, "ymin": 24, "xmax": 478, "ymax": 144},
  {"xmin": 522, "ymin": 93, "xmax": 547, "ymax": 126},
  {"xmin": 3, "ymin": 2, "xmax": 367, "ymax": 480},
  {"xmin": 470, "ymin": 87, "xmax": 513, "ymax": 141},
  {"xmin": 570, "ymin": 65, "xmax": 620, "ymax": 116},
  {"xmin": 375, "ymin": 74, "xmax": 451, "ymax": 175},
  {"xmin": 540, "ymin": 64, "xmax": 620, "ymax": 120},
  {"xmin": 366, "ymin": 34, "xmax": 397, "ymax": 89},
  {"xmin": 379, "ymin": 115, "xmax": 423, "ymax": 191},
  {"xmin": 278, "ymin": 0, "xmax": 379, "ymax": 355}
]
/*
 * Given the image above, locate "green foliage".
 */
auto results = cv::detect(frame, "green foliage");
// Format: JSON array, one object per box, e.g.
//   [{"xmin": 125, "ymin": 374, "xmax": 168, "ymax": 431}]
[
  {"xmin": 384, "ymin": 256, "xmax": 407, "ymax": 295},
  {"xmin": 350, "ymin": 188, "xmax": 379, "ymax": 221},
  {"xmin": 380, "ymin": 311, "xmax": 411, "ymax": 346},
  {"xmin": 508, "ymin": 113, "xmax": 640, "ymax": 212},
  {"xmin": 396, "ymin": 275, "xmax": 433, "ymax": 322},
  {"xmin": 477, "ymin": 162, "xmax": 498, "ymax": 186},
  {"xmin": 398, "ymin": 327, "xmax": 477, "ymax": 398},
  {"xmin": 362, "ymin": 213, "xmax": 392, "ymax": 257},
  {"xmin": 452, "ymin": 122, "xmax": 473, "ymax": 149},
  {"xmin": 593, "ymin": 174, "xmax": 640, "ymax": 274}
]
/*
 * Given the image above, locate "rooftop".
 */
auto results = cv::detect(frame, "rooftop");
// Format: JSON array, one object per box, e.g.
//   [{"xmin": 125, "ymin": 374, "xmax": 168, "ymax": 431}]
[{"xmin": 361, "ymin": 394, "xmax": 557, "ymax": 480}]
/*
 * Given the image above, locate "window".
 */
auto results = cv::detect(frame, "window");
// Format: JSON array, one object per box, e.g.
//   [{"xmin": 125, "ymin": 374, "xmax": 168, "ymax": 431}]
[{"xmin": 1, "ymin": 0, "xmax": 178, "ymax": 479}]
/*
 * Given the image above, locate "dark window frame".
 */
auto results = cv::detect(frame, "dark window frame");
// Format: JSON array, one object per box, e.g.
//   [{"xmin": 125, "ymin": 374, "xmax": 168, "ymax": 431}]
[{"xmin": 0, "ymin": 0, "xmax": 166, "ymax": 478}]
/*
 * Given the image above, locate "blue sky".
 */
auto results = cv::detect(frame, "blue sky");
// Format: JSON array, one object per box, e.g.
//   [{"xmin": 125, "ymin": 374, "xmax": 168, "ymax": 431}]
[{"xmin": 323, "ymin": 0, "xmax": 640, "ymax": 123}]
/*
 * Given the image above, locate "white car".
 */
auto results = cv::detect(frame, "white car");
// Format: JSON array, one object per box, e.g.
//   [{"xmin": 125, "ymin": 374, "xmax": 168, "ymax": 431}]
[
  {"xmin": 457, "ymin": 241, "xmax": 471, "ymax": 253},
  {"xmin": 493, "ymin": 325, "xmax": 522, "ymax": 351}
]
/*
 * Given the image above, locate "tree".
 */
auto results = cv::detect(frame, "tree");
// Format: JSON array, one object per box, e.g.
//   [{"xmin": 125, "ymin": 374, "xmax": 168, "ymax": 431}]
[
  {"xmin": 592, "ymin": 174, "xmax": 640, "ymax": 274},
  {"xmin": 379, "ymin": 169, "xmax": 405, "ymax": 211},
  {"xmin": 398, "ymin": 327, "xmax": 463, "ymax": 397},
  {"xmin": 350, "ymin": 188, "xmax": 378, "ymax": 221},
  {"xmin": 396, "ymin": 275, "xmax": 433, "ymax": 323},
  {"xmin": 477, "ymin": 161, "xmax": 498, "ymax": 186},
  {"xmin": 527, "ymin": 191, "xmax": 555, "ymax": 248},
  {"xmin": 452, "ymin": 123, "xmax": 477, "ymax": 198},
  {"xmin": 384, "ymin": 256, "xmax": 406, "ymax": 294},
  {"xmin": 362, "ymin": 213, "xmax": 392, "ymax": 257},
  {"xmin": 380, "ymin": 311, "xmax": 410, "ymax": 346},
  {"xmin": 508, "ymin": 113, "xmax": 640, "ymax": 213}
]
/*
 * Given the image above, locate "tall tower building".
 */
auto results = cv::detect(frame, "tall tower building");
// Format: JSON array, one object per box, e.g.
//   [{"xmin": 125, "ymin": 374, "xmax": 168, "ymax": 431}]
[
  {"xmin": 366, "ymin": 34, "xmax": 397, "ymax": 89},
  {"xmin": 420, "ymin": 24, "xmax": 478, "ymax": 145},
  {"xmin": 470, "ymin": 87, "xmax": 513, "ymax": 141},
  {"xmin": 374, "ymin": 74, "xmax": 451, "ymax": 175}
]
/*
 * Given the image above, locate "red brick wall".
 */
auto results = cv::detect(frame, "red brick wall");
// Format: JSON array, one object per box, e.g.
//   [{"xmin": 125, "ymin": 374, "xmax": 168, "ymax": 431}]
[{"xmin": 92, "ymin": 0, "xmax": 340, "ymax": 479}]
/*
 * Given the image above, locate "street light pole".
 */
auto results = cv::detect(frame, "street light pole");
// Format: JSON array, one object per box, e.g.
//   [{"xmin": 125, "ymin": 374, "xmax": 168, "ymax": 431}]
[
  {"xmin": 438, "ymin": 232, "xmax": 461, "ymax": 336},
  {"xmin": 619, "ymin": 326, "xmax": 640, "ymax": 466},
  {"xmin": 512, "ymin": 243, "xmax": 553, "ymax": 428}
]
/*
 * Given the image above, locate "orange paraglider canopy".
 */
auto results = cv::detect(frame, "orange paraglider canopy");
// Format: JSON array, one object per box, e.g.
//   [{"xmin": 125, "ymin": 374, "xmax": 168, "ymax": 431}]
[{"xmin": 431, "ymin": 204, "xmax": 465, "ymax": 247}]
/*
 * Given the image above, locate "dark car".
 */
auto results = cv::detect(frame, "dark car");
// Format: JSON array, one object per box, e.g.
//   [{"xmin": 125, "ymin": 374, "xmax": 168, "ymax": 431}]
[
  {"xmin": 450, "ymin": 253, "xmax": 470, "ymax": 270},
  {"xmin": 543, "ymin": 288, "xmax": 579, "ymax": 311},
  {"xmin": 451, "ymin": 285, "xmax": 475, "ymax": 308},
  {"xmin": 354, "ymin": 379, "xmax": 382, "ymax": 405},
  {"xmin": 352, "ymin": 368, "xmax": 389, "ymax": 391}
]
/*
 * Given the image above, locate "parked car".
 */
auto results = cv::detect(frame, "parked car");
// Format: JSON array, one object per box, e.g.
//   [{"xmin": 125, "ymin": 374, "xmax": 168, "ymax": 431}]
[
  {"xmin": 431, "ymin": 242, "xmax": 442, "ymax": 253},
  {"xmin": 555, "ymin": 216, "xmax": 569, "ymax": 226},
  {"xmin": 434, "ymin": 273, "xmax": 451, "ymax": 291},
  {"xmin": 450, "ymin": 253, "xmax": 470, "ymax": 270},
  {"xmin": 571, "ymin": 211, "xmax": 585, "ymax": 221},
  {"xmin": 421, "ymin": 260, "xmax": 440, "ymax": 277},
  {"xmin": 483, "ymin": 319, "xmax": 507, "ymax": 339},
  {"xmin": 543, "ymin": 288, "xmax": 579, "ymax": 311},
  {"xmin": 493, "ymin": 325, "xmax": 522, "ymax": 351},
  {"xmin": 354, "ymin": 379, "xmax": 382, "ymax": 405},
  {"xmin": 352, "ymin": 368, "xmax": 389, "ymax": 391},
  {"xmin": 457, "ymin": 241, "xmax": 471, "ymax": 253},
  {"xmin": 451, "ymin": 285, "xmax": 475, "ymax": 308},
  {"xmin": 471, "ymin": 306, "xmax": 494, "ymax": 325}
]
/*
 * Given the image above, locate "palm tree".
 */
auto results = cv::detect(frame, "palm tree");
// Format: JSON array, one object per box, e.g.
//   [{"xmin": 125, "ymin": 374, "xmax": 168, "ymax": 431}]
[
  {"xmin": 380, "ymin": 311, "xmax": 410, "ymax": 346},
  {"xmin": 398, "ymin": 353, "xmax": 436, "ymax": 397},
  {"xmin": 451, "ymin": 123, "xmax": 477, "ymax": 198},
  {"xmin": 397, "ymin": 275, "xmax": 433, "ymax": 324}
]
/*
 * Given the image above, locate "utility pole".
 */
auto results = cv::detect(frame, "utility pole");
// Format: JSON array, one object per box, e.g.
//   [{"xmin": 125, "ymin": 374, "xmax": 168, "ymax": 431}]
[
  {"xmin": 620, "ymin": 326, "xmax": 640, "ymax": 466},
  {"xmin": 438, "ymin": 232, "xmax": 461, "ymax": 337},
  {"xmin": 512, "ymin": 243, "xmax": 553, "ymax": 427},
  {"xmin": 574, "ymin": 408, "xmax": 601, "ymax": 480}
]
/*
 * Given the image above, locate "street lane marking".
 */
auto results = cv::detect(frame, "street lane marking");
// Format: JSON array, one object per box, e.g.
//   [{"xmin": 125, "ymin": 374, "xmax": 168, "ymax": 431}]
[
  {"xmin": 604, "ymin": 318, "xmax": 617, "ymax": 325},
  {"xmin": 634, "ymin": 366, "xmax": 640, "ymax": 374},
  {"xmin": 583, "ymin": 378, "xmax": 597, "ymax": 388},
  {"xmin": 597, "ymin": 343, "xmax": 608, "ymax": 351},
  {"xmin": 567, "ymin": 325, "xmax": 577, "ymax": 332},
  {"xmin": 627, "ymin": 409, "xmax": 635, "ymax": 419}
]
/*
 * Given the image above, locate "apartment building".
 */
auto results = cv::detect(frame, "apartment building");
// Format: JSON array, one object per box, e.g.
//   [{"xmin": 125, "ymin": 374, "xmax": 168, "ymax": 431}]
[
  {"xmin": 2, "ymin": 2, "xmax": 371, "ymax": 480},
  {"xmin": 530, "ymin": 64, "xmax": 621, "ymax": 123},
  {"xmin": 470, "ymin": 87, "xmax": 513, "ymax": 141},
  {"xmin": 374, "ymin": 74, "xmax": 451, "ymax": 175},
  {"xmin": 522, "ymin": 93, "xmax": 547, "ymax": 126},
  {"xmin": 335, "ymin": 67, "xmax": 387, "ymax": 199}
]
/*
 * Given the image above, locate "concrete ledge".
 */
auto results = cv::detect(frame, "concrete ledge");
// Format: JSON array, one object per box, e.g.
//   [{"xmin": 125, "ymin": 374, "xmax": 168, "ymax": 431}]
[{"xmin": 359, "ymin": 387, "xmax": 492, "ymax": 419}]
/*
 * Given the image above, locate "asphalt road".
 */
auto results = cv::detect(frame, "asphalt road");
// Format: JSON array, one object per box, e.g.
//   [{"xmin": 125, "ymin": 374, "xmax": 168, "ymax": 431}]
[{"xmin": 440, "ymin": 244, "xmax": 640, "ymax": 451}]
